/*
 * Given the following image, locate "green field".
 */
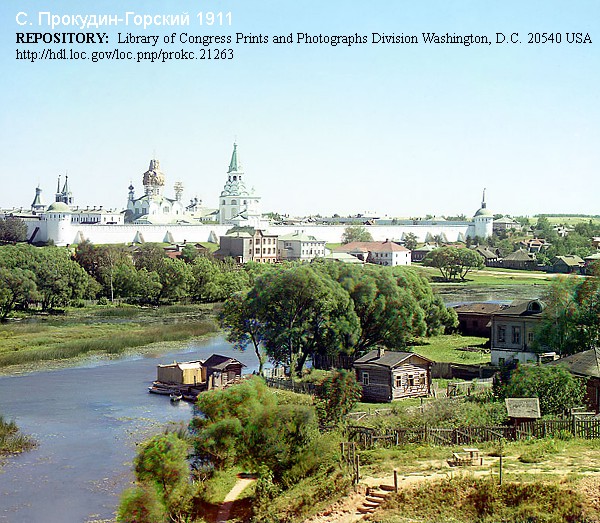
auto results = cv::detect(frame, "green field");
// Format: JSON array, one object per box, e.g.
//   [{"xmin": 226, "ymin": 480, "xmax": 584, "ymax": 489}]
[
  {"xmin": 411, "ymin": 334, "xmax": 489, "ymax": 364},
  {"xmin": 410, "ymin": 264, "xmax": 553, "ymax": 286},
  {"xmin": 540, "ymin": 215, "xmax": 600, "ymax": 226}
]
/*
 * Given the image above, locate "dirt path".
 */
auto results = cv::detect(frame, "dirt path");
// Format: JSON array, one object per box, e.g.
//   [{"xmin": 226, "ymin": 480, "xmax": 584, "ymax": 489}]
[
  {"xmin": 305, "ymin": 461, "xmax": 600, "ymax": 523},
  {"xmin": 215, "ymin": 475, "xmax": 256, "ymax": 523}
]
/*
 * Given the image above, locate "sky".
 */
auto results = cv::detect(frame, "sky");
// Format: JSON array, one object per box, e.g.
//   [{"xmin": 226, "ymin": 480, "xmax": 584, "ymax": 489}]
[{"xmin": 1, "ymin": 0, "xmax": 598, "ymax": 219}]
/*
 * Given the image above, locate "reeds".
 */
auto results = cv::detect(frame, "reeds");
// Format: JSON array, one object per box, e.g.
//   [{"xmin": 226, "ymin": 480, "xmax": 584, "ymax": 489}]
[
  {"xmin": 0, "ymin": 415, "xmax": 35, "ymax": 454},
  {"xmin": 0, "ymin": 321, "xmax": 218, "ymax": 368}
]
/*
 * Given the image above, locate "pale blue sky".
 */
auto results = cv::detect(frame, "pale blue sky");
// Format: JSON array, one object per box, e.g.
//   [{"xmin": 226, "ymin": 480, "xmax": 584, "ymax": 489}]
[{"xmin": 1, "ymin": 0, "xmax": 598, "ymax": 218}]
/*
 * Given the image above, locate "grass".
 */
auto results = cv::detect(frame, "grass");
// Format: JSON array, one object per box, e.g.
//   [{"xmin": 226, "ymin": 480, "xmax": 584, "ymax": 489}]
[
  {"xmin": 410, "ymin": 265, "xmax": 552, "ymax": 286},
  {"xmin": 540, "ymin": 215, "xmax": 600, "ymax": 226},
  {"xmin": 411, "ymin": 334, "xmax": 490, "ymax": 364},
  {"xmin": 200, "ymin": 466, "xmax": 244, "ymax": 504},
  {"xmin": 370, "ymin": 476, "xmax": 588, "ymax": 523},
  {"xmin": 359, "ymin": 437, "xmax": 600, "ymax": 522},
  {"xmin": 0, "ymin": 304, "xmax": 218, "ymax": 371},
  {"xmin": 0, "ymin": 415, "xmax": 35, "ymax": 455}
]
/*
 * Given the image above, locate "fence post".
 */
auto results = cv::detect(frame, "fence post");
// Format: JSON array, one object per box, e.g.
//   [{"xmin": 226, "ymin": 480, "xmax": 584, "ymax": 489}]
[
  {"xmin": 394, "ymin": 469, "xmax": 398, "ymax": 493},
  {"xmin": 499, "ymin": 455, "xmax": 503, "ymax": 486}
]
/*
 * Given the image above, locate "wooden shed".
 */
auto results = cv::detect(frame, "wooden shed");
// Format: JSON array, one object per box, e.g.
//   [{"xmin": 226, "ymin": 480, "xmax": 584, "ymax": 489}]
[
  {"xmin": 204, "ymin": 354, "xmax": 246, "ymax": 390},
  {"xmin": 156, "ymin": 360, "xmax": 205, "ymax": 386},
  {"xmin": 353, "ymin": 348, "xmax": 432, "ymax": 402}
]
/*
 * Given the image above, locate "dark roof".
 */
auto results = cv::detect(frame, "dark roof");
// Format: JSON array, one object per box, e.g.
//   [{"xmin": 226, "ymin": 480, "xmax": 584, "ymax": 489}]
[
  {"xmin": 354, "ymin": 350, "xmax": 432, "ymax": 368},
  {"xmin": 453, "ymin": 303, "xmax": 504, "ymax": 315},
  {"xmin": 503, "ymin": 249, "xmax": 535, "ymax": 261},
  {"xmin": 552, "ymin": 255, "xmax": 584, "ymax": 267},
  {"xmin": 547, "ymin": 349, "xmax": 600, "ymax": 378},
  {"xmin": 490, "ymin": 299, "xmax": 545, "ymax": 317},
  {"xmin": 203, "ymin": 354, "xmax": 245, "ymax": 370},
  {"xmin": 474, "ymin": 247, "xmax": 498, "ymax": 259}
]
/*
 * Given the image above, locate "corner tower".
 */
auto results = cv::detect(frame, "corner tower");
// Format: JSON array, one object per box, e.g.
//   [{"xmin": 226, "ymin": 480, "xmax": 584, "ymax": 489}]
[{"xmin": 472, "ymin": 189, "xmax": 493, "ymax": 239}]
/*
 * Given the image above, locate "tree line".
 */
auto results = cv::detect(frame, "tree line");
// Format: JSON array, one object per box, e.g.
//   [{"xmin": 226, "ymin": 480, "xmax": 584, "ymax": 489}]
[
  {"xmin": 220, "ymin": 261, "xmax": 458, "ymax": 376},
  {"xmin": 0, "ymin": 241, "xmax": 251, "ymax": 319}
]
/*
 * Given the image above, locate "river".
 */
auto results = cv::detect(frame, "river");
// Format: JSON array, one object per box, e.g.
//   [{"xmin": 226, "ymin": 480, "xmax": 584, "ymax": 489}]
[
  {"xmin": 0, "ymin": 284, "xmax": 543, "ymax": 522},
  {"xmin": 0, "ymin": 336, "xmax": 259, "ymax": 523}
]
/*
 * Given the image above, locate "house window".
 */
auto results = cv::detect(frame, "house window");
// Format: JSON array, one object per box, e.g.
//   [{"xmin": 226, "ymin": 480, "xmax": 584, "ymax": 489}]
[
  {"xmin": 528, "ymin": 332, "xmax": 535, "ymax": 343},
  {"xmin": 497, "ymin": 326, "xmax": 506, "ymax": 343},
  {"xmin": 512, "ymin": 326, "xmax": 521, "ymax": 345},
  {"xmin": 408, "ymin": 374, "xmax": 415, "ymax": 387},
  {"xmin": 395, "ymin": 375, "xmax": 402, "ymax": 388},
  {"xmin": 362, "ymin": 372, "xmax": 369, "ymax": 386}
]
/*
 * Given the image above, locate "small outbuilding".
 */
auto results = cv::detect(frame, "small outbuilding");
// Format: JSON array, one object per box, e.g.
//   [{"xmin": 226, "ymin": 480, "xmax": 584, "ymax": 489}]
[
  {"xmin": 203, "ymin": 354, "xmax": 246, "ymax": 389},
  {"xmin": 156, "ymin": 360, "xmax": 205, "ymax": 386},
  {"xmin": 353, "ymin": 348, "xmax": 432, "ymax": 402}
]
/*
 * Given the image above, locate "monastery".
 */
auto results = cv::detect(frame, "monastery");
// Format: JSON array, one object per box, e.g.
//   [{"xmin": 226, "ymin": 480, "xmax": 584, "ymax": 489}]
[{"xmin": 2, "ymin": 144, "xmax": 493, "ymax": 246}]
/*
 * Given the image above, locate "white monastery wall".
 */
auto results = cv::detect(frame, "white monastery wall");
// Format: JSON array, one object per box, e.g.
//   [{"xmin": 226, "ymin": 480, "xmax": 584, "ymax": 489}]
[{"xmin": 43, "ymin": 222, "xmax": 472, "ymax": 246}]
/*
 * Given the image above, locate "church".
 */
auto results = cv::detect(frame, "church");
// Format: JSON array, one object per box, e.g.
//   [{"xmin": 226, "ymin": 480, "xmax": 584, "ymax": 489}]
[{"xmin": 3, "ymin": 143, "xmax": 493, "ymax": 246}]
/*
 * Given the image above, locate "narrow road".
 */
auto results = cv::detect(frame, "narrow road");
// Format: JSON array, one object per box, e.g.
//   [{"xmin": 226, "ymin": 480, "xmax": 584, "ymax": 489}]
[{"xmin": 215, "ymin": 475, "xmax": 256, "ymax": 523}]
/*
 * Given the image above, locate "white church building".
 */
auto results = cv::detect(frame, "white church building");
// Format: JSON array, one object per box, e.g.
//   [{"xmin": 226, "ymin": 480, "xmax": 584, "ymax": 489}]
[{"xmin": 3, "ymin": 144, "xmax": 494, "ymax": 247}]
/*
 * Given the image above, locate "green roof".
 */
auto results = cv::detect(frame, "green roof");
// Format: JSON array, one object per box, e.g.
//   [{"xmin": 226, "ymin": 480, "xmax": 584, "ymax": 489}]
[
  {"xmin": 228, "ymin": 143, "xmax": 239, "ymax": 173},
  {"xmin": 46, "ymin": 202, "xmax": 71, "ymax": 212}
]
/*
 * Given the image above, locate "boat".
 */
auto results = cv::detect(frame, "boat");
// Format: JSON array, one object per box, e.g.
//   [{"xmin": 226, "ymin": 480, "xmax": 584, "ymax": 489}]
[
  {"xmin": 148, "ymin": 383, "xmax": 176, "ymax": 395},
  {"xmin": 170, "ymin": 392, "xmax": 183, "ymax": 402}
]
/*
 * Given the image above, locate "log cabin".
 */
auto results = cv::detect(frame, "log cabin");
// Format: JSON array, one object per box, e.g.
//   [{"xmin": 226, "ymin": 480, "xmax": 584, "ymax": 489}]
[{"xmin": 353, "ymin": 348, "xmax": 432, "ymax": 402}]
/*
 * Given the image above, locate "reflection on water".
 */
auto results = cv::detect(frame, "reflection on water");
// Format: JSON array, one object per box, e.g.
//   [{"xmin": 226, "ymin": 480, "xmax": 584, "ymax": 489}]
[
  {"xmin": 0, "ymin": 336, "xmax": 257, "ymax": 523},
  {"xmin": 435, "ymin": 284, "xmax": 546, "ymax": 305}
]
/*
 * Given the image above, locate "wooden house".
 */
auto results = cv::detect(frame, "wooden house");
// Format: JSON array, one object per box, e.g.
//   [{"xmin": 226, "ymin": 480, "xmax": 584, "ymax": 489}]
[
  {"xmin": 156, "ymin": 360, "xmax": 205, "ymax": 386},
  {"xmin": 453, "ymin": 302, "xmax": 504, "ymax": 337},
  {"xmin": 548, "ymin": 349, "xmax": 600, "ymax": 413},
  {"xmin": 490, "ymin": 299, "xmax": 546, "ymax": 365},
  {"xmin": 550, "ymin": 255, "xmax": 584, "ymax": 274},
  {"xmin": 353, "ymin": 348, "xmax": 432, "ymax": 402},
  {"xmin": 203, "ymin": 354, "xmax": 245, "ymax": 389},
  {"xmin": 501, "ymin": 249, "xmax": 537, "ymax": 270}
]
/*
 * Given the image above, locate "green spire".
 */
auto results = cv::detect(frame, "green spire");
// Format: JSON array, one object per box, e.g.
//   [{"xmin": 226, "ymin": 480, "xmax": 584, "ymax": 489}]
[{"xmin": 228, "ymin": 143, "xmax": 239, "ymax": 173}]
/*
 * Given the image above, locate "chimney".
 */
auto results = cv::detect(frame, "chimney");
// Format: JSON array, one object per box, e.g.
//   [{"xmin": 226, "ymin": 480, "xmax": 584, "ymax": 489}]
[{"xmin": 377, "ymin": 347, "xmax": 385, "ymax": 358}]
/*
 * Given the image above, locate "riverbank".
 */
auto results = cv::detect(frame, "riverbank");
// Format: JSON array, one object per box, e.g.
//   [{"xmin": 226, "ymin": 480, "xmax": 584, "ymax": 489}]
[{"xmin": 0, "ymin": 304, "xmax": 219, "ymax": 375}]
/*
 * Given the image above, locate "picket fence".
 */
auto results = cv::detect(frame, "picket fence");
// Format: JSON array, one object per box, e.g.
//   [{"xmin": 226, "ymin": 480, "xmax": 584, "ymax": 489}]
[{"xmin": 349, "ymin": 418, "xmax": 600, "ymax": 448}]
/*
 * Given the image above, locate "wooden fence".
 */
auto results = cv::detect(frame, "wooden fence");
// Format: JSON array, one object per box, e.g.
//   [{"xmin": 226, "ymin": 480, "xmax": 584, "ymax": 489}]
[
  {"xmin": 348, "ymin": 418, "xmax": 600, "ymax": 448},
  {"xmin": 264, "ymin": 378, "xmax": 318, "ymax": 395}
]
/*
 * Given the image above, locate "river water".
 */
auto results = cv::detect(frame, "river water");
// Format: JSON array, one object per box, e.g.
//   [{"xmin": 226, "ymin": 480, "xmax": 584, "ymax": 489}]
[
  {"xmin": 0, "ymin": 336, "xmax": 258, "ymax": 523},
  {"xmin": 0, "ymin": 285, "xmax": 542, "ymax": 522}
]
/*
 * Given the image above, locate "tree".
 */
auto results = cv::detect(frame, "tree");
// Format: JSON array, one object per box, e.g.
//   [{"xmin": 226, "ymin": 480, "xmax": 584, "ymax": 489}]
[
  {"xmin": 134, "ymin": 432, "xmax": 190, "ymax": 501},
  {"xmin": 0, "ymin": 217, "xmax": 28, "ymax": 243},
  {"xmin": 341, "ymin": 225, "xmax": 373, "ymax": 244},
  {"xmin": 192, "ymin": 378, "xmax": 318, "ymax": 478},
  {"xmin": 133, "ymin": 243, "xmax": 167, "ymax": 273},
  {"xmin": 117, "ymin": 484, "xmax": 165, "ymax": 523},
  {"xmin": 315, "ymin": 370, "xmax": 362, "ymax": 425},
  {"xmin": 156, "ymin": 258, "xmax": 192, "ymax": 303},
  {"xmin": 332, "ymin": 264, "xmax": 425, "ymax": 352},
  {"xmin": 536, "ymin": 275, "xmax": 600, "ymax": 355},
  {"xmin": 403, "ymin": 232, "xmax": 418, "ymax": 251},
  {"xmin": 0, "ymin": 267, "xmax": 38, "ymax": 320},
  {"xmin": 220, "ymin": 292, "xmax": 267, "ymax": 375},
  {"xmin": 250, "ymin": 265, "xmax": 360, "ymax": 375},
  {"xmin": 501, "ymin": 365, "xmax": 585, "ymax": 416},
  {"xmin": 423, "ymin": 247, "xmax": 484, "ymax": 281}
]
